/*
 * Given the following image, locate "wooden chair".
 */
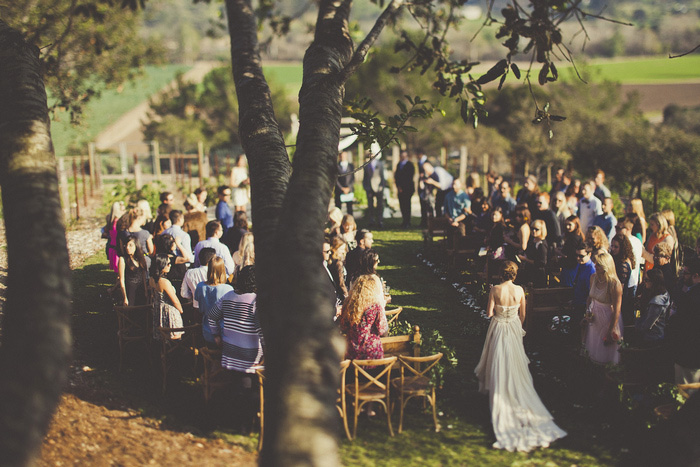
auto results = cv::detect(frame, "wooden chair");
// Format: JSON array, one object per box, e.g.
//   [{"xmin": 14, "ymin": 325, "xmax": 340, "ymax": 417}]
[
  {"xmin": 654, "ymin": 383, "xmax": 700, "ymax": 420},
  {"xmin": 256, "ymin": 360, "xmax": 352, "ymax": 450},
  {"xmin": 385, "ymin": 307, "xmax": 403, "ymax": 326},
  {"xmin": 157, "ymin": 323, "xmax": 201, "ymax": 393},
  {"xmin": 523, "ymin": 286, "xmax": 573, "ymax": 336},
  {"xmin": 391, "ymin": 353, "xmax": 443, "ymax": 433},
  {"xmin": 114, "ymin": 304, "xmax": 152, "ymax": 372},
  {"xmin": 381, "ymin": 325, "xmax": 421, "ymax": 360},
  {"xmin": 255, "ymin": 366, "xmax": 265, "ymax": 451},
  {"xmin": 423, "ymin": 216, "xmax": 448, "ymax": 246},
  {"xmin": 199, "ymin": 347, "xmax": 234, "ymax": 404},
  {"xmin": 345, "ymin": 356, "xmax": 398, "ymax": 439},
  {"xmin": 337, "ymin": 360, "xmax": 352, "ymax": 441}
]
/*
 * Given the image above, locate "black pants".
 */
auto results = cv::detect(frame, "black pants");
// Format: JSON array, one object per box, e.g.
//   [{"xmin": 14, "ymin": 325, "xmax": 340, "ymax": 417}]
[
  {"xmin": 398, "ymin": 191, "xmax": 413, "ymax": 226},
  {"xmin": 335, "ymin": 189, "xmax": 354, "ymax": 215},
  {"xmin": 366, "ymin": 190, "xmax": 384, "ymax": 225}
]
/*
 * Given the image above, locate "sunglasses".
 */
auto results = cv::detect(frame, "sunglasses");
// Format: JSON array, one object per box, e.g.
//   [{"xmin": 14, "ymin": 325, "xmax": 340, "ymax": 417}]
[{"xmin": 576, "ymin": 254, "xmax": 588, "ymax": 259}]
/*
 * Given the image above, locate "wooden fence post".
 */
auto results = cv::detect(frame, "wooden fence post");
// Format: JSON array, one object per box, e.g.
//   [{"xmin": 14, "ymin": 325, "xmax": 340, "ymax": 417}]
[
  {"xmin": 459, "ymin": 145, "xmax": 468, "ymax": 184},
  {"xmin": 440, "ymin": 146, "xmax": 447, "ymax": 168},
  {"xmin": 81, "ymin": 156, "xmax": 88, "ymax": 207},
  {"xmin": 152, "ymin": 141, "xmax": 161, "ymax": 181},
  {"xmin": 72, "ymin": 158, "xmax": 80, "ymax": 220},
  {"xmin": 134, "ymin": 154, "xmax": 143, "ymax": 190},
  {"xmin": 198, "ymin": 141, "xmax": 205, "ymax": 187},
  {"xmin": 87, "ymin": 143, "xmax": 95, "ymax": 194},
  {"xmin": 119, "ymin": 142, "xmax": 128, "ymax": 176},
  {"xmin": 58, "ymin": 158, "xmax": 70, "ymax": 219},
  {"xmin": 482, "ymin": 153, "xmax": 489, "ymax": 190}
]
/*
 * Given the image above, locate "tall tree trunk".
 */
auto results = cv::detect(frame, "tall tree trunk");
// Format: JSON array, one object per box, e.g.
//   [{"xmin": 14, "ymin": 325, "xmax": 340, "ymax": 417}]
[
  {"xmin": 0, "ymin": 20, "xmax": 72, "ymax": 466},
  {"xmin": 226, "ymin": 0, "xmax": 352, "ymax": 465}
]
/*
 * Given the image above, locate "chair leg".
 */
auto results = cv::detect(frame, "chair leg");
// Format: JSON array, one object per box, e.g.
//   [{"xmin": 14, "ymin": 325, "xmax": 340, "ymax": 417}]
[
  {"xmin": 431, "ymin": 390, "xmax": 440, "ymax": 432},
  {"xmin": 386, "ymin": 400, "xmax": 394, "ymax": 437},
  {"xmin": 352, "ymin": 399, "xmax": 360, "ymax": 440},
  {"xmin": 258, "ymin": 383, "xmax": 264, "ymax": 451},
  {"xmin": 398, "ymin": 392, "xmax": 405, "ymax": 434},
  {"xmin": 341, "ymin": 393, "xmax": 352, "ymax": 441}
]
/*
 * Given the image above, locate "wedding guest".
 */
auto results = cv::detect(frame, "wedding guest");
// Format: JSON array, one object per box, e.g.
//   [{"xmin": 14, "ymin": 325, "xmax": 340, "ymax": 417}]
[
  {"xmin": 582, "ymin": 250, "xmax": 622, "ymax": 365},
  {"xmin": 634, "ymin": 269, "xmax": 670, "ymax": 346},
  {"xmin": 336, "ymin": 150, "xmax": 355, "ymax": 215}
]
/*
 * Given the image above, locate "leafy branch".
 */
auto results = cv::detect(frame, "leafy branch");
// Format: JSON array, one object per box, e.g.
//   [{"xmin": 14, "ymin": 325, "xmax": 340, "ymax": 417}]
[{"xmin": 340, "ymin": 95, "xmax": 438, "ymax": 175}]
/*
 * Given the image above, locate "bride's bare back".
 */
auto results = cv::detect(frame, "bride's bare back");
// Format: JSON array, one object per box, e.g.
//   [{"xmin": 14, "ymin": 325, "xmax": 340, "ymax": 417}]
[{"xmin": 487, "ymin": 280, "xmax": 526, "ymax": 321}]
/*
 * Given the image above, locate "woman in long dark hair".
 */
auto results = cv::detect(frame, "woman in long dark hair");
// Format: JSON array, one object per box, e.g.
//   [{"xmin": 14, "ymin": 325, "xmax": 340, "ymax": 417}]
[
  {"xmin": 504, "ymin": 206, "xmax": 531, "ymax": 261},
  {"xmin": 610, "ymin": 233, "xmax": 637, "ymax": 325},
  {"xmin": 486, "ymin": 206, "xmax": 507, "ymax": 259},
  {"xmin": 117, "ymin": 236, "xmax": 148, "ymax": 306},
  {"xmin": 149, "ymin": 254, "xmax": 184, "ymax": 339},
  {"xmin": 557, "ymin": 215, "xmax": 585, "ymax": 287}
]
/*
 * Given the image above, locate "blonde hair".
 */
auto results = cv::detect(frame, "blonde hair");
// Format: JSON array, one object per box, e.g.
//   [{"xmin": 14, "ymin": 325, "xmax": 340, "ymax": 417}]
[
  {"xmin": 341, "ymin": 275, "xmax": 381, "ymax": 327},
  {"xmin": 238, "ymin": 232, "xmax": 254, "ymax": 255},
  {"xmin": 532, "ymin": 219, "xmax": 547, "ymax": 239},
  {"xmin": 328, "ymin": 207, "xmax": 343, "ymax": 231},
  {"xmin": 586, "ymin": 226, "xmax": 609, "ymax": 251},
  {"xmin": 108, "ymin": 201, "xmax": 125, "ymax": 224},
  {"xmin": 649, "ymin": 212, "xmax": 669, "ymax": 237},
  {"xmin": 206, "ymin": 256, "xmax": 227, "ymax": 285},
  {"xmin": 239, "ymin": 241, "xmax": 255, "ymax": 268},
  {"xmin": 136, "ymin": 200, "xmax": 152, "ymax": 220},
  {"xmin": 661, "ymin": 209, "xmax": 675, "ymax": 227},
  {"xmin": 341, "ymin": 214, "xmax": 356, "ymax": 234},
  {"xmin": 630, "ymin": 198, "xmax": 645, "ymax": 221},
  {"xmin": 593, "ymin": 250, "xmax": 620, "ymax": 296}
]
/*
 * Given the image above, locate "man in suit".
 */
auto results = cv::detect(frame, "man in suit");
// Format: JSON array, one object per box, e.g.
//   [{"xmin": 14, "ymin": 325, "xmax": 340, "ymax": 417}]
[
  {"xmin": 416, "ymin": 148, "xmax": 429, "ymax": 227},
  {"xmin": 335, "ymin": 150, "xmax": 355, "ymax": 215},
  {"xmin": 323, "ymin": 238, "xmax": 343, "ymax": 320},
  {"xmin": 363, "ymin": 152, "xmax": 386, "ymax": 228},
  {"xmin": 394, "ymin": 149, "xmax": 415, "ymax": 228}
]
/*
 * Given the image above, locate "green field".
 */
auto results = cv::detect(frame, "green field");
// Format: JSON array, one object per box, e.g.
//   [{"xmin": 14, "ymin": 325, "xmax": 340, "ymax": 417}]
[
  {"xmin": 50, "ymin": 64, "xmax": 191, "ymax": 158},
  {"xmin": 561, "ymin": 55, "xmax": 700, "ymax": 84}
]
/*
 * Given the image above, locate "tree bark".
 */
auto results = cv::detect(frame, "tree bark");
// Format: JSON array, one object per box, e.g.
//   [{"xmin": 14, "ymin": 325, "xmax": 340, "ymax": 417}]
[
  {"xmin": 0, "ymin": 20, "xmax": 72, "ymax": 466},
  {"xmin": 226, "ymin": 0, "xmax": 350, "ymax": 465}
]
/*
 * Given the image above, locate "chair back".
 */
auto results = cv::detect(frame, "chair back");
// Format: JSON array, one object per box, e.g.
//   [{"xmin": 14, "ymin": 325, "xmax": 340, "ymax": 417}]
[
  {"xmin": 350, "ymin": 356, "xmax": 397, "ymax": 394},
  {"xmin": 115, "ymin": 304, "xmax": 152, "ymax": 337},
  {"xmin": 397, "ymin": 353, "xmax": 443, "ymax": 381},
  {"xmin": 385, "ymin": 307, "xmax": 402, "ymax": 326}
]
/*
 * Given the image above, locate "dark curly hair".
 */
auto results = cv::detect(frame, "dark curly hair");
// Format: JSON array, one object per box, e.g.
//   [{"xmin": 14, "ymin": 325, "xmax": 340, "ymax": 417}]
[
  {"xmin": 611, "ymin": 233, "xmax": 636, "ymax": 269},
  {"xmin": 154, "ymin": 233, "xmax": 175, "ymax": 255},
  {"xmin": 357, "ymin": 248, "xmax": 379, "ymax": 276},
  {"xmin": 235, "ymin": 265, "xmax": 256, "ymax": 294}
]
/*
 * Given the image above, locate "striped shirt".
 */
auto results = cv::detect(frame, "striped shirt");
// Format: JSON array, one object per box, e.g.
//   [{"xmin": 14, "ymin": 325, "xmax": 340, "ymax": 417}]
[{"xmin": 208, "ymin": 291, "xmax": 262, "ymax": 373}]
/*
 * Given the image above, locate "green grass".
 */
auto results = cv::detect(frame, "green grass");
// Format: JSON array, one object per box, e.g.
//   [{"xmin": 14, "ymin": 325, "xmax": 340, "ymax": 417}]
[
  {"xmin": 263, "ymin": 63, "xmax": 303, "ymax": 91},
  {"xmin": 70, "ymin": 217, "xmax": 649, "ymax": 465},
  {"xmin": 334, "ymin": 217, "xmax": 625, "ymax": 466},
  {"xmin": 50, "ymin": 64, "xmax": 191, "ymax": 158},
  {"xmin": 560, "ymin": 55, "xmax": 700, "ymax": 84}
]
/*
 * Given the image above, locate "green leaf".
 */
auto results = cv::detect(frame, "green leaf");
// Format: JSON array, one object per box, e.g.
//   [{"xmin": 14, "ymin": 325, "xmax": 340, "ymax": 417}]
[
  {"xmin": 472, "ymin": 112, "xmax": 479, "ymax": 129},
  {"xmin": 511, "ymin": 63, "xmax": 521, "ymax": 79},
  {"xmin": 538, "ymin": 63, "xmax": 550, "ymax": 85},
  {"xmin": 460, "ymin": 99, "xmax": 469, "ymax": 124},
  {"xmin": 543, "ymin": 102, "xmax": 550, "ymax": 113},
  {"xmin": 404, "ymin": 126, "xmax": 418, "ymax": 132},
  {"xmin": 498, "ymin": 73, "xmax": 507, "ymax": 90},
  {"xmin": 548, "ymin": 129, "xmax": 554, "ymax": 139},
  {"xmin": 396, "ymin": 100, "xmax": 407, "ymax": 114},
  {"xmin": 550, "ymin": 115, "xmax": 566, "ymax": 122}
]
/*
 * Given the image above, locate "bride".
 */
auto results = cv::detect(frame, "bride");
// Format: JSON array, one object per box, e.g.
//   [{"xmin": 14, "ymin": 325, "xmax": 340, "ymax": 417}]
[{"xmin": 474, "ymin": 260, "xmax": 567, "ymax": 452}]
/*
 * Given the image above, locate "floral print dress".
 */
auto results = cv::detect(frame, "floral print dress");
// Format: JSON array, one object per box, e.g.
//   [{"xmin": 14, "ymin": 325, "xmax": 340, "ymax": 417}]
[{"xmin": 343, "ymin": 303, "xmax": 388, "ymax": 360}]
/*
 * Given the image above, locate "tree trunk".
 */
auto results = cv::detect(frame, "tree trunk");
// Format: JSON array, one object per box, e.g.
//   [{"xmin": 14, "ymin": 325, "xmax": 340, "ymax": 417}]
[
  {"xmin": 226, "ymin": 0, "xmax": 353, "ymax": 465},
  {"xmin": 0, "ymin": 20, "xmax": 72, "ymax": 466}
]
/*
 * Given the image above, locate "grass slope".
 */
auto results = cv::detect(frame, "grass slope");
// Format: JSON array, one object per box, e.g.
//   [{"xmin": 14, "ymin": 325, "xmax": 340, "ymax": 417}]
[{"xmin": 51, "ymin": 64, "xmax": 191, "ymax": 158}]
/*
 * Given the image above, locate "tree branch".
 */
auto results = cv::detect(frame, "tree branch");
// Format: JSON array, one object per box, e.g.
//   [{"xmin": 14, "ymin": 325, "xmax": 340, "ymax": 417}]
[
  {"xmin": 337, "ymin": 0, "xmax": 404, "ymax": 84},
  {"xmin": 670, "ymin": 43, "xmax": 700, "ymax": 59}
]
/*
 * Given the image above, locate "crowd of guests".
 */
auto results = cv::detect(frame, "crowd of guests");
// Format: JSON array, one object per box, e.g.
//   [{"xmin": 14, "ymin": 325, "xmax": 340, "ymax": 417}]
[{"xmin": 368, "ymin": 152, "xmax": 696, "ymax": 390}]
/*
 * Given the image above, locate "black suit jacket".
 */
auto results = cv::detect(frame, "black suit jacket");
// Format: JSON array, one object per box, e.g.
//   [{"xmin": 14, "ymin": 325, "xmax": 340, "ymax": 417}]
[
  {"xmin": 337, "ymin": 162, "xmax": 355, "ymax": 190},
  {"xmin": 395, "ymin": 160, "xmax": 416, "ymax": 194}
]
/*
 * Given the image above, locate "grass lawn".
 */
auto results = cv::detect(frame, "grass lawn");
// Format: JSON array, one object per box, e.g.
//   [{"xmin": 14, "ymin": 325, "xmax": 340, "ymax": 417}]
[
  {"xmin": 338, "ymin": 217, "xmax": 627, "ymax": 466},
  {"xmin": 69, "ymin": 216, "xmax": 658, "ymax": 465},
  {"xmin": 559, "ymin": 55, "xmax": 700, "ymax": 84},
  {"xmin": 50, "ymin": 64, "xmax": 191, "ymax": 158}
]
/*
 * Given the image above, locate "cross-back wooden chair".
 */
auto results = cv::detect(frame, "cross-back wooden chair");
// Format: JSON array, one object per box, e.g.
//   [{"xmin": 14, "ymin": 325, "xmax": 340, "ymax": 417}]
[
  {"xmin": 345, "ymin": 356, "xmax": 397, "ymax": 439},
  {"xmin": 114, "ymin": 304, "xmax": 152, "ymax": 372},
  {"xmin": 337, "ymin": 359, "xmax": 352, "ymax": 441},
  {"xmin": 157, "ymin": 323, "xmax": 201, "ymax": 394},
  {"xmin": 392, "ymin": 353, "xmax": 443, "ymax": 433},
  {"xmin": 255, "ymin": 366, "xmax": 266, "ymax": 451},
  {"xmin": 199, "ymin": 347, "xmax": 234, "ymax": 404},
  {"xmin": 654, "ymin": 382, "xmax": 700, "ymax": 420},
  {"xmin": 385, "ymin": 307, "xmax": 403, "ymax": 326}
]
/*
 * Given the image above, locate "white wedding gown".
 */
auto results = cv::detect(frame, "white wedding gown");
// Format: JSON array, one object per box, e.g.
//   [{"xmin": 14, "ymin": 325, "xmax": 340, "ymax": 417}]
[{"xmin": 474, "ymin": 304, "xmax": 567, "ymax": 452}]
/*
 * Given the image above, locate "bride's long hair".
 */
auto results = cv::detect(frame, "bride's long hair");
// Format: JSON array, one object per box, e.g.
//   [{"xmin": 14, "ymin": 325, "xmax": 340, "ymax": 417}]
[{"xmin": 592, "ymin": 249, "xmax": 620, "ymax": 296}]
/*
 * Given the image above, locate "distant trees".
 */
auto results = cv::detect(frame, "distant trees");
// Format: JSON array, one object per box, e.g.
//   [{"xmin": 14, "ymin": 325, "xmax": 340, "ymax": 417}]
[
  {"xmin": 1, "ymin": 0, "xmax": 161, "ymax": 122},
  {"xmin": 143, "ymin": 66, "xmax": 296, "ymax": 152}
]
